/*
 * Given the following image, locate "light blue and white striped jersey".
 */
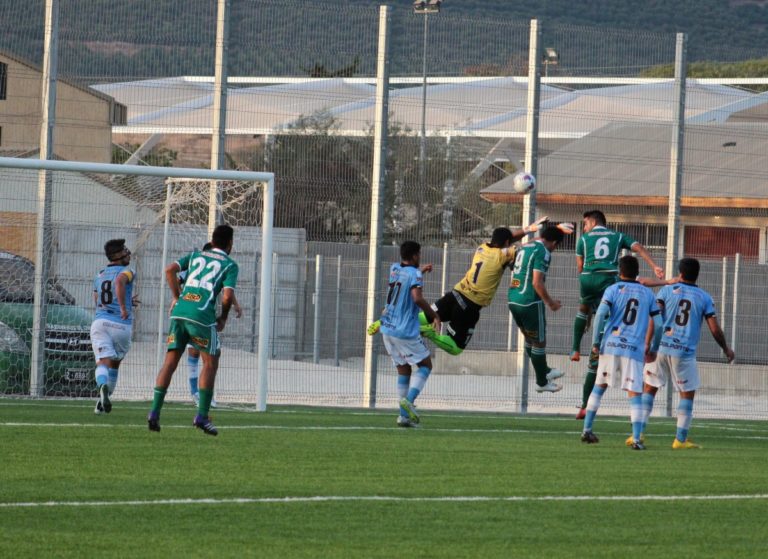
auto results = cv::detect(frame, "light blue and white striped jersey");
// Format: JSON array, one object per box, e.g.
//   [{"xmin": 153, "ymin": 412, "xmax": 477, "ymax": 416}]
[
  {"xmin": 657, "ymin": 283, "xmax": 716, "ymax": 358},
  {"xmin": 599, "ymin": 280, "xmax": 660, "ymax": 362},
  {"xmin": 379, "ymin": 263, "xmax": 423, "ymax": 339},
  {"xmin": 93, "ymin": 264, "xmax": 135, "ymax": 325}
]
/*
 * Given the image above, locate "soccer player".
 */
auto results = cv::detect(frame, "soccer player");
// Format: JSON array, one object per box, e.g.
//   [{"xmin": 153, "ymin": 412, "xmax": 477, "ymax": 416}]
[
  {"xmin": 377, "ymin": 241, "xmax": 440, "ymax": 427},
  {"xmin": 147, "ymin": 224, "xmax": 239, "ymax": 436},
  {"xmin": 90, "ymin": 239, "xmax": 138, "ymax": 414},
  {"xmin": 180, "ymin": 242, "xmax": 242, "ymax": 408},
  {"xmin": 572, "ymin": 210, "xmax": 666, "ymax": 419},
  {"xmin": 580, "ymin": 255, "xmax": 663, "ymax": 450},
  {"xmin": 636, "ymin": 258, "xmax": 735, "ymax": 449},
  {"xmin": 368, "ymin": 218, "xmax": 572, "ymax": 356},
  {"xmin": 507, "ymin": 226, "xmax": 566, "ymax": 392}
]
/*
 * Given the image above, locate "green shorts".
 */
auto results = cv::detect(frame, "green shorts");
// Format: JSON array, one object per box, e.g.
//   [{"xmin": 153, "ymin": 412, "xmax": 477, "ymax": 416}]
[
  {"xmin": 579, "ymin": 272, "xmax": 618, "ymax": 308},
  {"xmin": 166, "ymin": 318, "xmax": 221, "ymax": 356},
  {"xmin": 508, "ymin": 300, "xmax": 546, "ymax": 343}
]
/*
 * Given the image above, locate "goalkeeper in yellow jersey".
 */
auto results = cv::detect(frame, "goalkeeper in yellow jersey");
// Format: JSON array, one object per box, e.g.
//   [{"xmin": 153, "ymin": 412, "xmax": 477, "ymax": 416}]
[{"xmin": 368, "ymin": 219, "xmax": 573, "ymax": 355}]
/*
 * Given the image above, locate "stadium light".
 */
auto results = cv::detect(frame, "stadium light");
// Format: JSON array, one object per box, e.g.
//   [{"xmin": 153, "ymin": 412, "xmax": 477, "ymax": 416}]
[
  {"xmin": 413, "ymin": 0, "xmax": 441, "ymax": 13},
  {"xmin": 543, "ymin": 47, "xmax": 559, "ymax": 78}
]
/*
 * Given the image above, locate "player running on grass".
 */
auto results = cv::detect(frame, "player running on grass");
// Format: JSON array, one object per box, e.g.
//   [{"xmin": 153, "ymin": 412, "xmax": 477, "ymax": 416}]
[
  {"xmin": 572, "ymin": 210, "xmax": 670, "ymax": 419},
  {"xmin": 368, "ymin": 219, "xmax": 573, "ymax": 356},
  {"xmin": 90, "ymin": 239, "xmax": 139, "ymax": 414},
  {"xmin": 633, "ymin": 257, "xmax": 735, "ymax": 449},
  {"xmin": 580, "ymin": 255, "xmax": 663, "ymax": 450},
  {"xmin": 377, "ymin": 241, "xmax": 441, "ymax": 427},
  {"xmin": 507, "ymin": 226, "xmax": 566, "ymax": 393},
  {"xmin": 148, "ymin": 225, "xmax": 238, "ymax": 436}
]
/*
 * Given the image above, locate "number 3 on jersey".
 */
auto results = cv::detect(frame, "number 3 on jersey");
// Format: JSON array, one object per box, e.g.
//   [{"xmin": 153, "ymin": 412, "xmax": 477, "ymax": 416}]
[{"xmin": 185, "ymin": 257, "xmax": 221, "ymax": 292}]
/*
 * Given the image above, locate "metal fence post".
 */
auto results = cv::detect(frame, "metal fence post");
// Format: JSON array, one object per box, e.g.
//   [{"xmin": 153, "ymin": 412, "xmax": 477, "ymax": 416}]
[
  {"xmin": 334, "ymin": 255, "xmax": 342, "ymax": 367},
  {"xmin": 313, "ymin": 254, "xmax": 323, "ymax": 364},
  {"xmin": 731, "ymin": 252, "xmax": 740, "ymax": 355}
]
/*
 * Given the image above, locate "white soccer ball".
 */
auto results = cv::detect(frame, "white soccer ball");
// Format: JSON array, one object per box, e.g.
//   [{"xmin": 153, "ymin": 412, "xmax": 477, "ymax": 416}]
[{"xmin": 512, "ymin": 171, "xmax": 536, "ymax": 194}]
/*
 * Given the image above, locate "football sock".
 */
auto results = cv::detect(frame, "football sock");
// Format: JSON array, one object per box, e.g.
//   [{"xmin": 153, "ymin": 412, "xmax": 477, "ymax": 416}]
[
  {"xmin": 397, "ymin": 374, "xmax": 410, "ymax": 417},
  {"xmin": 107, "ymin": 368, "xmax": 119, "ymax": 395},
  {"xmin": 188, "ymin": 354, "xmax": 200, "ymax": 395},
  {"xmin": 584, "ymin": 385, "xmax": 606, "ymax": 432},
  {"xmin": 529, "ymin": 347, "xmax": 550, "ymax": 386},
  {"xmin": 198, "ymin": 388, "xmax": 214, "ymax": 418},
  {"xmin": 407, "ymin": 366, "xmax": 431, "ymax": 403},
  {"xmin": 95, "ymin": 364, "xmax": 109, "ymax": 388},
  {"xmin": 150, "ymin": 386, "xmax": 167, "ymax": 416},
  {"xmin": 641, "ymin": 392, "xmax": 656, "ymax": 433},
  {"xmin": 581, "ymin": 371, "xmax": 597, "ymax": 409},
  {"xmin": 629, "ymin": 394, "xmax": 643, "ymax": 441},
  {"xmin": 676, "ymin": 398, "xmax": 694, "ymax": 442},
  {"xmin": 572, "ymin": 312, "xmax": 589, "ymax": 354}
]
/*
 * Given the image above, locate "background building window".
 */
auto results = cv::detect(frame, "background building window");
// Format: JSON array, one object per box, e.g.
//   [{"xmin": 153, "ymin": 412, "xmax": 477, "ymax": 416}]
[{"xmin": 0, "ymin": 62, "xmax": 7, "ymax": 100}]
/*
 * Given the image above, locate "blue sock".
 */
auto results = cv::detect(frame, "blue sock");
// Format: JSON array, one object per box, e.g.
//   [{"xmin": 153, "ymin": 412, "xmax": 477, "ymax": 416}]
[
  {"xmin": 107, "ymin": 368, "xmax": 119, "ymax": 395},
  {"xmin": 406, "ymin": 366, "xmax": 431, "ymax": 403},
  {"xmin": 95, "ymin": 364, "xmax": 109, "ymax": 388},
  {"xmin": 188, "ymin": 354, "xmax": 200, "ymax": 395},
  {"xmin": 397, "ymin": 374, "xmax": 410, "ymax": 417},
  {"xmin": 629, "ymin": 395, "xmax": 643, "ymax": 441},
  {"xmin": 640, "ymin": 392, "xmax": 656, "ymax": 433},
  {"xmin": 584, "ymin": 385, "xmax": 606, "ymax": 432},
  {"xmin": 676, "ymin": 398, "xmax": 694, "ymax": 442}
]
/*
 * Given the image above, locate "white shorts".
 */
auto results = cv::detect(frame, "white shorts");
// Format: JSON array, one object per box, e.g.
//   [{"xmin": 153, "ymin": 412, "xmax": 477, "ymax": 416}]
[
  {"xmin": 90, "ymin": 319, "xmax": 132, "ymax": 361},
  {"xmin": 595, "ymin": 353, "xmax": 644, "ymax": 392},
  {"xmin": 644, "ymin": 354, "xmax": 700, "ymax": 392},
  {"xmin": 382, "ymin": 334, "xmax": 430, "ymax": 367}
]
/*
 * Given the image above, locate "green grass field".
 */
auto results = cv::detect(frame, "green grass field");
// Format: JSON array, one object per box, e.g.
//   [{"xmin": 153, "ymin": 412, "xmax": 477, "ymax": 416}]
[{"xmin": 2, "ymin": 399, "xmax": 767, "ymax": 558}]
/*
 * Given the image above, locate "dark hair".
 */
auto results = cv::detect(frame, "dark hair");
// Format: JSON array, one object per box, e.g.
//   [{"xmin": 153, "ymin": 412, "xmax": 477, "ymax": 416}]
[
  {"xmin": 678, "ymin": 257, "xmax": 700, "ymax": 282},
  {"xmin": 583, "ymin": 210, "xmax": 607, "ymax": 226},
  {"xmin": 211, "ymin": 224, "xmax": 234, "ymax": 249},
  {"xmin": 540, "ymin": 226, "xmax": 564, "ymax": 245},
  {"xmin": 400, "ymin": 240, "xmax": 421, "ymax": 261},
  {"xmin": 619, "ymin": 255, "xmax": 639, "ymax": 279},
  {"xmin": 203, "ymin": 242, "xmax": 213, "ymax": 251},
  {"xmin": 104, "ymin": 239, "xmax": 126, "ymax": 260},
  {"xmin": 490, "ymin": 227, "xmax": 514, "ymax": 247}
]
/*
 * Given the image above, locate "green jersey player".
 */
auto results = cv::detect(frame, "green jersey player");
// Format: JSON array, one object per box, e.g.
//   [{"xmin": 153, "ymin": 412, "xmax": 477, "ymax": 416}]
[
  {"xmin": 148, "ymin": 224, "xmax": 239, "ymax": 436},
  {"xmin": 572, "ymin": 210, "xmax": 667, "ymax": 419},
  {"xmin": 507, "ymin": 226, "xmax": 566, "ymax": 392}
]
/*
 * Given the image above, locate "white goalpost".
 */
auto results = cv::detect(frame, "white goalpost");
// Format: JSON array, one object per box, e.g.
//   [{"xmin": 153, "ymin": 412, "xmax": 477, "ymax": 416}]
[{"xmin": 0, "ymin": 156, "xmax": 274, "ymax": 411}]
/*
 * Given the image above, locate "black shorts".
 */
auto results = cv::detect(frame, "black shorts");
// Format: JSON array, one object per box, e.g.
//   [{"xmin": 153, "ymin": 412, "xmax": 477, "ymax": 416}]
[{"xmin": 434, "ymin": 290, "xmax": 482, "ymax": 349}]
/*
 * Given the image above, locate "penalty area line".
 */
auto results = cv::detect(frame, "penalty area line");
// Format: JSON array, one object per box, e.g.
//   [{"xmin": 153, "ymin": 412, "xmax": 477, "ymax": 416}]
[{"xmin": 2, "ymin": 494, "xmax": 768, "ymax": 508}]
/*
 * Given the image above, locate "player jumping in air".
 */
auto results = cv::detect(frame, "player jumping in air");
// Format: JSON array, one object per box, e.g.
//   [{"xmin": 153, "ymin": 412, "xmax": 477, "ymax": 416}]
[
  {"xmin": 572, "ymin": 210, "xmax": 670, "ymax": 419},
  {"xmin": 634, "ymin": 257, "xmax": 735, "ymax": 449},
  {"xmin": 368, "ymin": 219, "xmax": 573, "ymax": 356}
]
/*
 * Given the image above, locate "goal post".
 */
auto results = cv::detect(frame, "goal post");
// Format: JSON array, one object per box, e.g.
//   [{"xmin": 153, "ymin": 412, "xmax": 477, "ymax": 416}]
[{"xmin": 0, "ymin": 156, "xmax": 274, "ymax": 411}]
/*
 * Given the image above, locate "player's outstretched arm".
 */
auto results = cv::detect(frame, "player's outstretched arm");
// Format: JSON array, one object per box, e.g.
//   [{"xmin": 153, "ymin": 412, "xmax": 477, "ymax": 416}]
[
  {"xmin": 631, "ymin": 242, "xmax": 664, "ymax": 279},
  {"xmin": 638, "ymin": 276, "xmax": 679, "ymax": 288},
  {"xmin": 217, "ymin": 288, "xmax": 235, "ymax": 332},
  {"xmin": 165, "ymin": 262, "xmax": 182, "ymax": 299},
  {"xmin": 411, "ymin": 286, "xmax": 440, "ymax": 332},
  {"xmin": 115, "ymin": 272, "xmax": 130, "ymax": 320},
  {"xmin": 706, "ymin": 316, "xmax": 735, "ymax": 363},
  {"xmin": 591, "ymin": 301, "xmax": 610, "ymax": 348}
]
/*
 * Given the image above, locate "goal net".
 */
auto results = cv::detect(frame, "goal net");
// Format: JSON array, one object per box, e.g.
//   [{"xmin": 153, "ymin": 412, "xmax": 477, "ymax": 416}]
[{"xmin": 0, "ymin": 157, "xmax": 273, "ymax": 408}]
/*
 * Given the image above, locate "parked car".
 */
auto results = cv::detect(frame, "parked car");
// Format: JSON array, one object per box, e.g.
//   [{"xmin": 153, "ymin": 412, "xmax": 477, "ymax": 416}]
[{"xmin": 0, "ymin": 251, "xmax": 94, "ymax": 395}]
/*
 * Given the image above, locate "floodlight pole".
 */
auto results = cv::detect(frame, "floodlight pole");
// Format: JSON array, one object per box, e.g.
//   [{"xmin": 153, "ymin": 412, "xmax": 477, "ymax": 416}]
[{"xmin": 209, "ymin": 0, "xmax": 230, "ymax": 238}]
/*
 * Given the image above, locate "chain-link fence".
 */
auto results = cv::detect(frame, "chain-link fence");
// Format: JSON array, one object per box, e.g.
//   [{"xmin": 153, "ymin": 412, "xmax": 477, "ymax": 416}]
[{"xmin": 1, "ymin": 1, "xmax": 767, "ymax": 418}]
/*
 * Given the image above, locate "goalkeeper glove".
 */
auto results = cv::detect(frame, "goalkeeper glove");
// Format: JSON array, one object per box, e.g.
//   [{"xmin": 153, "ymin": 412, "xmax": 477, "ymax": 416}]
[
  {"xmin": 556, "ymin": 222, "xmax": 575, "ymax": 234},
  {"xmin": 525, "ymin": 216, "xmax": 549, "ymax": 234}
]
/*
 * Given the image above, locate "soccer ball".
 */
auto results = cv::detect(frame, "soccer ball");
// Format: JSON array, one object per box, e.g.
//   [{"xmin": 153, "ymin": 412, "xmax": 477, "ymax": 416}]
[{"xmin": 512, "ymin": 171, "xmax": 536, "ymax": 194}]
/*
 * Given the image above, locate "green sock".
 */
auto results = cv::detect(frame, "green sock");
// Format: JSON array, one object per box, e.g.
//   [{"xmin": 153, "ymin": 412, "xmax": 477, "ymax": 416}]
[
  {"xmin": 198, "ymin": 388, "xmax": 214, "ymax": 417},
  {"xmin": 151, "ymin": 386, "xmax": 167, "ymax": 415},
  {"xmin": 529, "ymin": 347, "xmax": 550, "ymax": 386},
  {"xmin": 581, "ymin": 371, "xmax": 597, "ymax": 409},
  {"xmin": 572, "ymin": 312, "xmax": 589, "ymax": 353}
]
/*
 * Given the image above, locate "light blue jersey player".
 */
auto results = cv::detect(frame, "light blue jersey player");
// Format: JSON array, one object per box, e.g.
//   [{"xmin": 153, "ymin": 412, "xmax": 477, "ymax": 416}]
[
  {"xmin": 580, "ymin": 255, "xmax": 663, "ymax": 450},
  {"xmin": 378, "ymin": 241, "xmax": 440, "ymax": 427},
  {"xmin": 641, "ymin": 258, "xmax": 734, "ymax": 449},
  {"xmin": 90, "ymin": 239, "xmax": 138, "ymax": 415}
]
